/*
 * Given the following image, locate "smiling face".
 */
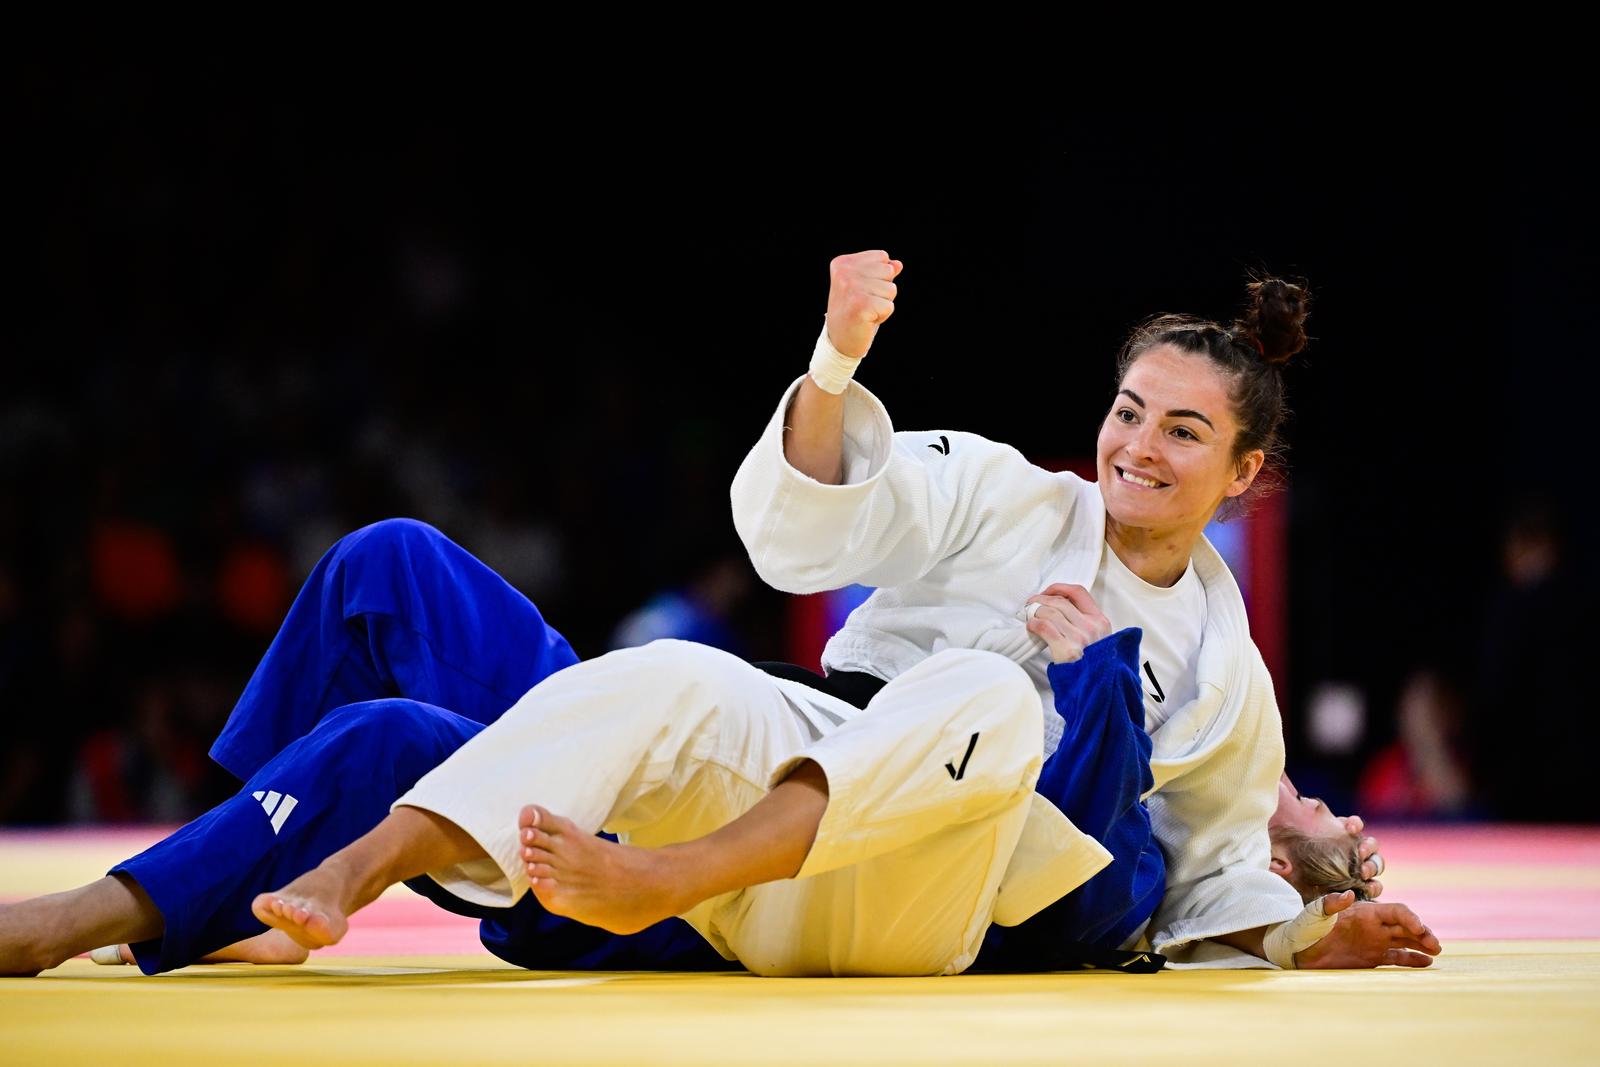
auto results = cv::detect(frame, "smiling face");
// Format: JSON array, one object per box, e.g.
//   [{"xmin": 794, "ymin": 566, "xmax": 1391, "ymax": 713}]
[{"xmin": 1096, "ymin": 344, "xmax": 1264, "ymax": 537}]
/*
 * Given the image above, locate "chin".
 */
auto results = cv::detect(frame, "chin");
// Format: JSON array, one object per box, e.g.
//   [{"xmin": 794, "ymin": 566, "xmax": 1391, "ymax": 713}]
[{"xmin": 1102, "ymin": 491, "xmax": 1181, "ymax": 531}]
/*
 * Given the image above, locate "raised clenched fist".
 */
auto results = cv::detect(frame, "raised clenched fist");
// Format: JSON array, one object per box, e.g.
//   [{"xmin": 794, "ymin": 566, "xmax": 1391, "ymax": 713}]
[{"xmin": 826, "ymin": 251, "xmax": 904, "ymax": 359}]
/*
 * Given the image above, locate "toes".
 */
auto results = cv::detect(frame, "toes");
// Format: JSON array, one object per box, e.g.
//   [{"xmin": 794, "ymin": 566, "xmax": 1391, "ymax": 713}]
[
  {"xmin": 521, "ymin": 846, "xmax": 557, "ymax": 865},
  {"xmin": 519, "ymin": 804, "xmax": 540, "ymax": 831},
  {"xmin": 529, "ymin": 878, "xmax": 561, "ymax": 908},
  {"xmin": 525, "ymin": 862, "xmax": 556, "ymax": 881},
  {"xmin": 541, "ymin": 810, "xmax": 580, "ymax": 837}
]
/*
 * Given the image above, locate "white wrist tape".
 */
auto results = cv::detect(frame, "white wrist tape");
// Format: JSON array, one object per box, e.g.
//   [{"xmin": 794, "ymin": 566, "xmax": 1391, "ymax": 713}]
[
  {"xmin": 1262, "ymin": 895, "xmax": 1339, "ymax": 969},
  {"xmin": 808, "ymin": 320, "xmax": 864, "ymax": 395}
]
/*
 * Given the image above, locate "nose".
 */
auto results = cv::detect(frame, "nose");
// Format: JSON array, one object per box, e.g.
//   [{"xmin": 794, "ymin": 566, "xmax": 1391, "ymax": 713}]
[{"xmin": 1125, "ymin": 420, "xmax": 1160, "ymax": 463}]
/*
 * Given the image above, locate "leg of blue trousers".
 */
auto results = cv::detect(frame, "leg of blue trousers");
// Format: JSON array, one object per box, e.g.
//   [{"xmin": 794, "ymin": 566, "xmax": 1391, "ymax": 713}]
[
  {"xmin": 209, "ymin": 518, "xmax": 580, "ymax": 782},
  {"xmin": 117, "ymin": 696, "xmax": 730, "ymax": 974},
  {"xmin": 115, "ymin": 699, "xmax": 483, "ymax": 974}
]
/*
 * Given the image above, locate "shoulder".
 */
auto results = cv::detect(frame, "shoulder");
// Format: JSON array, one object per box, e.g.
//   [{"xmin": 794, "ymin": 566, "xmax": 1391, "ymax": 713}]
[
  {"xmin": 892, "ymin": 428, "xmax": 1092, "ymax": 493},
  {"xmin": 904, "ymin": 429, "xmax": 1098, "ymax": 524}
]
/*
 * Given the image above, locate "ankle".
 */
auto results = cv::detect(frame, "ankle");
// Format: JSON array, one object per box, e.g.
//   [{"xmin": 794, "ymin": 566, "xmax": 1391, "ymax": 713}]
[
  {"xmin": 308, "ymin": 856, "xmax": 370, "ymax": 912},
  {"xmin": 653, "ymin": 842, "xmax": 727, "ymax": 913}
]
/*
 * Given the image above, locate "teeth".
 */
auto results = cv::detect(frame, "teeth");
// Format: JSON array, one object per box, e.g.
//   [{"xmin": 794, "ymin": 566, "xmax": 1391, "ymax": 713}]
[{"xmin": 1119, "ymin": 468, "xmax": 1163, "ymax": 489}]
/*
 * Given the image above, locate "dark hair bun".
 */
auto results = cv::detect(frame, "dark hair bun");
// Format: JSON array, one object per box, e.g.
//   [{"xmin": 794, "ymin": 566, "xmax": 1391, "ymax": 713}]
[{"xmin": 1233, "ymin": 277, "xmax": 1310, "ymax": 366}]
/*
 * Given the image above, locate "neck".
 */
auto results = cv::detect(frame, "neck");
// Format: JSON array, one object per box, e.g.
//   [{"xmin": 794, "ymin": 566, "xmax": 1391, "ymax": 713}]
[{"xmin": 1103, "ymin": 514, "xmax": 1206, "ymax": 588}]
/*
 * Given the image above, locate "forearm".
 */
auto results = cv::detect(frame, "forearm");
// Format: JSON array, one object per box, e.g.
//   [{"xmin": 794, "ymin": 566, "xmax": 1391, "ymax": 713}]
[
  {"xmin": 1212, "ymin": 925, "xmax": 1267, "ymax": 960},
  {"xmin": 782, "ymin": 376, "xmax": 846, "ymax": 485}
]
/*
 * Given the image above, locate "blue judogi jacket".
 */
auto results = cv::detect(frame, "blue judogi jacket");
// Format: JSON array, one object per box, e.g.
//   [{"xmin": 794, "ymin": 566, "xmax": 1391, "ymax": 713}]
[{"xmin": 974, "ymin": 627, "xmax": 1165, "ymax": 969}]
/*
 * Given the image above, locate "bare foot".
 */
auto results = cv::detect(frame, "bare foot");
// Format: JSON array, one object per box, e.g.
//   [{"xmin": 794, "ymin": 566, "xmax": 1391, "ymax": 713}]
[
  {"xmin": 98, "ymin": 927, "xmax": 312, "ymax": 967},
  {"xmin": 203, "ymin": 929, "xmax": 311, "ymax": 965},
  {"xmin": 251, "ymin": 865, "xmax": 355, "ymax": 949},
  {"xmin": 519, "ymin": 805, "xmax": 693, "ymax": 934}
]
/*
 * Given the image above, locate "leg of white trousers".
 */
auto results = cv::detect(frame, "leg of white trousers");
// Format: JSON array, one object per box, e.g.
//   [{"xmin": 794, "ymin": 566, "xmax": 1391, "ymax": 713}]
[
  {"xmin": 789, "ymin": 648, "xmax": 1043, "ymax": 879},
  {"xmin": 720, "ymin": 649, "xmax": 1044, "ymax": 976},
  {"xmin": 394, "ymin": 639, "xmax": 810, "ymax": 909}
]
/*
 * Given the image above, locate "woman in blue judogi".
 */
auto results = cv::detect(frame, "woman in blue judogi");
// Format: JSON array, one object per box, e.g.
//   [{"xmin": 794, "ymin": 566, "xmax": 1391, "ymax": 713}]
[{"xmin": 0, "ymin": 516, "xmax": 1161, "ymax": 976}]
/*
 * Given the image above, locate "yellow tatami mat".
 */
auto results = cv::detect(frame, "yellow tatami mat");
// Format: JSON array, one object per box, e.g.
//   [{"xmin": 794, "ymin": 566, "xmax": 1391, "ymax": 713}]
[
  {"xmin": 4, "ymin": 826, "xmax": 1599, "ymax": 1065},
  {"xmin": 5, "ymin": 944, "xmax": 1599, "ymax": 1066}
]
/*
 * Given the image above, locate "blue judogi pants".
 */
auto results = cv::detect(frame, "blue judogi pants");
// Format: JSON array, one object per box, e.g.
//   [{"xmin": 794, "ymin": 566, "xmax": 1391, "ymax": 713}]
[{"xmin": 113, "ymin": 519, "xmax": 729, "ymax": 974}]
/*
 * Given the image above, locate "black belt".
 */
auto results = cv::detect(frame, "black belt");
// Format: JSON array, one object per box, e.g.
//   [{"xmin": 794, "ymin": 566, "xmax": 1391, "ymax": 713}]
[{"xmin": 752, "ymin": 662, "xmax": 887, "ymax": 710}]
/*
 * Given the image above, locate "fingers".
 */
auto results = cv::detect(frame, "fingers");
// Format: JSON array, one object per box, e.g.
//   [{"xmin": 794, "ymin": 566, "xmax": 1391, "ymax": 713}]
[
  {"xmin": 1028, "ymin": 616, "xmax": 1086, "ymax": 664},
  {"xmin": 1389, "ymin": 933, "xmax": 1441, "ymax": 954},
  {"xmin": 864, "ymin": 295, "xmax": 897, "ymax": 325},
  {"xmin": 1038, "ymin": 583, "xmax": 1103, "ymax": 615},
  {"xmin": 1027, "ymin": 600, "xmax": 1098, "ymax": 647},
  {"xmin": 1368, "ymin": 903, "xmax": 1441, "ymax": 952},
  {"xmin": 1320, "ymin": 890, "xmax": 1357, "ymax": 916},
  {"xmin": 1382, "ymin": 948, "xmax": 1435, "ymax": 968},
  {"xmin": 861, "ymin": 278, "xmax": 899, "ymax": 302},
  {"xmin": 1384, "ymin": 903, "xmax": 1429, "ymax": 938},
  {"xmin": 1027, "ymin": 597, "xmax": 1093, "ymax": 635},
  {"xmin": 831, "ymin": 250, "xmax": 899, "ymax": 280},
  {"xmin": 1034, "ymin": 584, "xmax": 1111, "ymax": 640},
  {"xmin": 1346, "ymin": 814, "xmax": 1366, "ymax": 835},
  {"xmin": 1366, "ymin": 877, "xmax": 1384, "ymax": 898},
  {"xmin": 827, "ymin": 252, "xmax": 901, "ymax": 355},
  {"xmin": 1361, "ymin": 842, "xmax": 1385, "ymax": 880}
]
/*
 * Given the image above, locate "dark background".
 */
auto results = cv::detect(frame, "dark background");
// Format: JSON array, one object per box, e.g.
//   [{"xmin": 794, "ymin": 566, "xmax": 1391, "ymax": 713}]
[{"xmin": 3, "ymin": 65, "xmax": 1594, "ymax": 824}]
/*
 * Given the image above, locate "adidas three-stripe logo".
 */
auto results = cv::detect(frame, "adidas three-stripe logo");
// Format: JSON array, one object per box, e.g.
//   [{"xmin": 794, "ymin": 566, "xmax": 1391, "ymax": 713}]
[{"xmin": 252, "ymin": 790, "xmax": 299, "ymax": 834}]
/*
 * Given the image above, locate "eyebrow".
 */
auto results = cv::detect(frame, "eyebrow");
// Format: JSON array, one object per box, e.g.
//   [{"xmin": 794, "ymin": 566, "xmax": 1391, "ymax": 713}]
[{"xmin": 1118, "ymin": 389, "xmax": 1215, "ymax": 431}]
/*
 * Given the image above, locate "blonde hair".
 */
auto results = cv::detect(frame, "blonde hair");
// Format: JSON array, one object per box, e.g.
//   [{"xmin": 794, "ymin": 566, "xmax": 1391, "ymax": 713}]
[{"xmin": 1270, "ymin": 826, "xmax": 1373, "ymax": 903}]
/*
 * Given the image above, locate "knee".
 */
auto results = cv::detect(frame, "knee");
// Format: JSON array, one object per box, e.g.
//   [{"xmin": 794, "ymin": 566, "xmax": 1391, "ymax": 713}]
[
  {"xmin": 317, "ymin": 699, "xmax": 460, "ymax": 758},
  {"xmin": 334, "ymin": 518, "xmax": 446, "ymax": 566},
  {"xmin": 603, "ymin": 639, "xmax": 754, "ymax": 693},
  {"xmin": 924, "ymin": 649, "xmax": 1038, "ymax": 714}
]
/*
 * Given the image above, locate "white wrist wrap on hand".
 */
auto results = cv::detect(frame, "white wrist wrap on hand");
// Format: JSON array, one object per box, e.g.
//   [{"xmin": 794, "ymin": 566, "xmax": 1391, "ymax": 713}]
[
  {"xmin": 808, "ymin": 320, "xmax": 864, "ymax": 395},
  {"xmin": 1262, "ymin": 895, "xmax": 1339, "ymax": 969}
]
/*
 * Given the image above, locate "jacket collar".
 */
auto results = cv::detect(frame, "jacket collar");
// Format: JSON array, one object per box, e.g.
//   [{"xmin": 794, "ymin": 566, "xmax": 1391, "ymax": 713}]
[{"xmin": 1059, "ymin": 477, "xmax": 1260, "ymax": 784}]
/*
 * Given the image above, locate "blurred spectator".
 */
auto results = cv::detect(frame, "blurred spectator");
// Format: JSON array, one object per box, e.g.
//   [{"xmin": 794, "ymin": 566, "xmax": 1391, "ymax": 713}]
[
  {"xmin": 1357, "ymin": 670, "xmax": 1476, "ymax": 820},
  {"xmin": 611, "ymin": 555, "xmax": 754, "ymax": 655},
  {"xmin": 1468, "ymin": 500, "xmax": 1598, "ymax": 822}
]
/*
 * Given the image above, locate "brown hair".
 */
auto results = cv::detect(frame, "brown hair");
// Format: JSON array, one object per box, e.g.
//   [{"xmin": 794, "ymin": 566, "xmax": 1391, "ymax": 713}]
[
  {"xmin": 1114, "ymin": 276, "xmax": 1312, "ymax": 520},
  {"xmin": 1271, "ymin": 825, "xmax": 1373, "ymax": 904}
]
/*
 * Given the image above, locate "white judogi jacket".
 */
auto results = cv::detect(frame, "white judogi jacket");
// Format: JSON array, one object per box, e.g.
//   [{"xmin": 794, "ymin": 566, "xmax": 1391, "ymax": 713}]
[{"xmin": 731, "ymin": 377, "xmax": 1305, "ymax": 966}]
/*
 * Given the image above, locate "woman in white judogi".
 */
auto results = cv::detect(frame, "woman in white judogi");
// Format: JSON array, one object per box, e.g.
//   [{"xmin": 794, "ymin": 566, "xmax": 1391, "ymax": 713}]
[{"xmin": 246, "ymin": 252, "xmax": 1438, "ymax": 975}]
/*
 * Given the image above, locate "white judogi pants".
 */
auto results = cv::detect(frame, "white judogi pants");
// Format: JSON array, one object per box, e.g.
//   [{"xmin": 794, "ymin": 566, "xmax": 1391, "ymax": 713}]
[{"xmin": 396, "ymin": 639, "xmax": 1044, "ymax": 976}]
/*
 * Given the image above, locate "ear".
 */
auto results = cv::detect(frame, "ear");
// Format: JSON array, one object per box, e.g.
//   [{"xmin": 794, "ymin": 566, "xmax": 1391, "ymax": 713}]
[
  {"xmin": 1269, "ymin": 854, "xmax": 1292, "ymax": 877},
  {"xmin": 1225, "ymin": 448, "xmax": 1266, "ymax": 499}
]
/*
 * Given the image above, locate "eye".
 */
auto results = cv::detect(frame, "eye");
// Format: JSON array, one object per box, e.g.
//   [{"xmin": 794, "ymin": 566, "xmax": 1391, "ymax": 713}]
[
  {"xmin": 1115, "ymin": 408, "xmax": 1137, "ymax": 423},
  {"xmin": 1171, "ymin": 426, "xmax": 1198, "ymax": 441}
]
